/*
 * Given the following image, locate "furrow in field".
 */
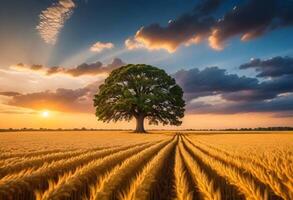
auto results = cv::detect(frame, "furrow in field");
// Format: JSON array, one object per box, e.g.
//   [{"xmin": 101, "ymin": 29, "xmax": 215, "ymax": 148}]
[
  {"xmin": 181, "ymin": 136, "xmax": 245, "ymax": 200},
  {"xmin": 192, "ymin": 137, "xmax": 292, "ymax": 189},
  {"xmin": 87, "ymin": 138, "xmax": 172, "ymax": 200},
  {"xmin": 148, "ymin": 138, "xmax": 176, "ymax": 200},
  {"xmin": 34, "ymin": 141, "xmax": 160, "ymax": 200},
  {"xmin": 173, "ymin": 139, "xmax": 195, "ymax": 200},
  {"xmin": 182, "ymin": 136, "xmax": 270, "ymax": 200},
  {"xmin": 179, "ymin": 136, "xmax": 221, "ymax": 200},
  {"xmin": 0, "ymin": 146, "xmax": 113, "ymax": 179},
  {"xmin": 180, "ymin": 135, "xmax": 244, "ymax": 200},
  {"xmin": 0, "ymin": 142, "xmax": 151, "ymax": 200},
  {"xmin": 118, "ymin": 135, "xmax": 177, "ymax": 200},
  {"xmin": 185, "ymin": 136, "xmax": 292, "ymax": 200}
]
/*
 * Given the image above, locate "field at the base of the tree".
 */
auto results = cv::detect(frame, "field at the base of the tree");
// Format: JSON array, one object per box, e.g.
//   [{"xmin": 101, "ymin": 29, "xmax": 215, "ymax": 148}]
[{"xmin": 0, "ymin": 131, "xmax": 292, "ymax": 200}]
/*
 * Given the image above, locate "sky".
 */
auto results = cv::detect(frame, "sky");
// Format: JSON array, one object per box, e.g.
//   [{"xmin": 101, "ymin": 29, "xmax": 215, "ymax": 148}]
[{"xmin": 0, "ymin": 0, "xmax": 293, "ymax": 129}]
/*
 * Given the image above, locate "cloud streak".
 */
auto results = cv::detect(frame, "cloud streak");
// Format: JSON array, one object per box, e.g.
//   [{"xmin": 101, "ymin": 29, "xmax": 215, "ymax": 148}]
[
  {"xmin": 36, "ymin": 0, "xmax": 76, "ymax": 45},
  {"xmin": 13, "ymin": 58, "xmax": 126, "ymax": 77}
]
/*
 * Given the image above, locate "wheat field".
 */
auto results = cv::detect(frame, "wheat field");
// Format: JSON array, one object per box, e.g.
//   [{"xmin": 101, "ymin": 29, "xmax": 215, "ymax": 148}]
[{"xmin": 0, "ymin": 131, "xmax": 292, "ymax": 200}]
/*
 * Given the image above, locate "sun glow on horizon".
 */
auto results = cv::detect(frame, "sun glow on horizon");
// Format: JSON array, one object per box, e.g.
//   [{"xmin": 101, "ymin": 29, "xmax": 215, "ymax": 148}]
[{"xmin": 41, "ymin": 110, "xmax": 50, "ymax": 118}]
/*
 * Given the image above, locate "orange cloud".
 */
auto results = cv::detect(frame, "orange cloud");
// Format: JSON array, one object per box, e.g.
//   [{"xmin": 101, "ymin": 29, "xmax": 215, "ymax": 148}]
[
  {"xmin": 1, "ymin": 81, "xmax": 102, "ymax": 113},
  {"xmin": 208, "ymin": 29, "xmax": 224, "ymax": 51},
  {"xmin": 125, "ymin": 25, "xmax": 209, "ymax": 53}
]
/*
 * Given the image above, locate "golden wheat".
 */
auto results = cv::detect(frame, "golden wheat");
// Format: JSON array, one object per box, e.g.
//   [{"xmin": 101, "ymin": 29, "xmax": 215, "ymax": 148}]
[
  {"xmin": 186, "ymin": 136, "xmax": 292, "ymax": 199},
  {"xmin": 0, "ymin": 142, "xmax": 149, "ymax": 199},
  {"xmin": 87, "ymin": 139, "xmax": 171, "ymax": 200},
  {"xmin": 0, "ymin": 131, "xmax": 291, "ymax": 200},
  {"xmin": 173, "ymin": 145, "xmax": 193, "ymax": 200},
  {"xmin": 34, "ymin": 141, "xmax": 158, "ymax": 200},
  {"xmin": 178, "ymin": 136, "xmax": 221, "ymax": 200},
  {"xmin": 194, "ymin": 137, "xmax": 293, "ymax": 191},
  {"xmin": 182, "ymin": 136, "xmax": 268, "ymax": 200},
  {"xmin": 118, "ymin": 136, "xmax": 177, "ymax": 200},
  {"xmin": 0, "ymin": 146, "xmax": 113, "ymax": 179}
]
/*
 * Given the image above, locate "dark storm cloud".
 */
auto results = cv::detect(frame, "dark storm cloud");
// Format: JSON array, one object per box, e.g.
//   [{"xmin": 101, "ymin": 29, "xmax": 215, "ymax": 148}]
[
  {"xmin": 173, "ymin": 67, "xmax": 258, "ymax": 100},
  {"xmin": 221, "ymin": 75, "xmax": 293, "ymax": 102},
  {"xmin": 128, "ymin": 0, "xmax": 293, "ymax": 51},
  {"xmin": 225, "ymin": 56, "xmax": 293, "ymax": 102},
  {"xmin": 3, "ymin": 81, "xmax": 103, "ymax": 113},
  {"xmin": 222, "ymin": 93, "xmax": 293, "ymax": 113},
  {"xmin": 239, "ymin": 56, "xmax": 293, "ymax": 77},
  {"xmin": 187, "ymin": 93, "xmax": 293, "ymax": 114},
  {"xmin": 174, "ymin": 60, "xmax": 293, "ymax": 115},
  {"xmin": 14, "ymin": 58, "xmax": 126, "ymax": 77}
]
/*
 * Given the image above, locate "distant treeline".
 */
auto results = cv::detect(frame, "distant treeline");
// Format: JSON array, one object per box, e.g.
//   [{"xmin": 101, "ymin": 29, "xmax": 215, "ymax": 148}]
[{"xmin": 0, "ymin": 127, "xmax": 293, "ymax": 132}]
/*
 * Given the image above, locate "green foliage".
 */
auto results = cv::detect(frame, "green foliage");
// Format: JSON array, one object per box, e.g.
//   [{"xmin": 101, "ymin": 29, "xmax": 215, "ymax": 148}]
[{"xmin": 93, "ymin": 64, "xmax": 185, "ymax": 127}]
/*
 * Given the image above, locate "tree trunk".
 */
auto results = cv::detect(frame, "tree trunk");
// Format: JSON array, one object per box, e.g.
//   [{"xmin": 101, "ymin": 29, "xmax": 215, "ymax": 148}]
[{"xmin": 135, "ymin": 114, "xmax": 145, "ymax": 133}]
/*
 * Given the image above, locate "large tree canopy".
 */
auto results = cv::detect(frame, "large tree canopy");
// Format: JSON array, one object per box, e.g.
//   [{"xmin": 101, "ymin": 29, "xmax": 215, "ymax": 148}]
[{"xmin": 93, "ymin": 64, "xmax": 185, "ymax": 132}]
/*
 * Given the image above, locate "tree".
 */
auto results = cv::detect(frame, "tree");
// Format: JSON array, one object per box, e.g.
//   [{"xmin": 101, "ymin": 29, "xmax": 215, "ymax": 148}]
[{"xmin": 93, "ymin": 64, "xmax": 185, "ymax": 133}]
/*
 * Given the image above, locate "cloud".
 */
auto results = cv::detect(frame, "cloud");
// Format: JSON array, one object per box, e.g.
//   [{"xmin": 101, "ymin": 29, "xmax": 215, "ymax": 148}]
[
  {"xmin": 239, "ymin": 56, "xmax": 293, "ymax": 77},
  {"xmin": 125, "ymin": 37, "xmax": 146, "ymax": 50},
  {"xmin": 173, "ymin": 61, "xmax": 293, "ymax": 115},
  {"xmin": 12, "ymin": 58, "xmax": 126, "ymax": 77},
  {"xmin": 2, "ymin": 80, "xmax": 102, "ymax": 113},
  {"xmin": 173, "ymin": 67, "xmax": 293, "ymax": 102},
  {"xmin": 126, "ymin": 16, "xmax": 214, "ymax": 53},
  {"xmin": 173, "ymin": 67, "xmax": 258, "ymax": 100},
  {"xmin": 209, "ymin": 0, "xmax": 293, "ymax": 49},
  {"xmin": 36, "ymin": 0, "xmax": 76, "ymax": 45},
  {"xmin": 187, "ymin": 93, "xmax": 293, "ymax": 114},
  {"xmin": 90, "ymin": 42, "xmax": 114, "ymax": 53},
  {"xmin": 126, "ymin": 0, "xmax": 293, "ymax": 52},
  {"xmin": 125, "ymin": 0, "xmax": 224, "ymax": 52}
]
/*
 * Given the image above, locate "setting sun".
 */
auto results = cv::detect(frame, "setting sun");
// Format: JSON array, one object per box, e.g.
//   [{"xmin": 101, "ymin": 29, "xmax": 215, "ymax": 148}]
[{"xmin": 41, "ymin": 111, "xmax": 50, "ymax": 118}]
